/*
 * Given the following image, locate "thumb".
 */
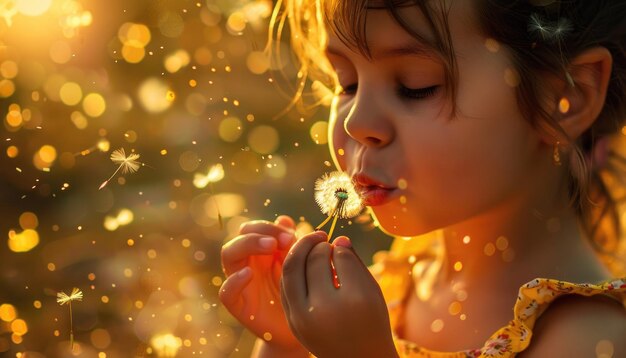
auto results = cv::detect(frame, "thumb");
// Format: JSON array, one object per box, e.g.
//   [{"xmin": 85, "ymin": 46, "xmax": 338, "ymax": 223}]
[
  {"xmin": 274, "ymin": 215, "xmax": 296, "ymax": 230},
  {"xmin": 332, "ymin": 235, "xmax": 352, "ymax": 248},
  {"xmin": 332, "ymin": 235, "xmax": 368, "ymax": 268}
]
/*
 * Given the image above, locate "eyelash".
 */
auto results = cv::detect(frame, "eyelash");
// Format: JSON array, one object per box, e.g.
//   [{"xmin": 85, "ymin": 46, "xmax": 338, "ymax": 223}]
[
  {"xmin": 340, "ymin": 84, "xmax": 439, "ymax": 100},
  {"xmin": 398, "ymin": 85, "xmax": 438, "ymax": 99}
]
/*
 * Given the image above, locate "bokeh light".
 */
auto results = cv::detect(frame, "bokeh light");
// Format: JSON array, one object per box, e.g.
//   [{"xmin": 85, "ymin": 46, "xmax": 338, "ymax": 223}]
[
  {"xmin": 49, "ymin": 41, "xmax": 72, "ymax": 64},
  {"xmin": 309, "ymin": 121, "xmax": 328, "ymax": 145},
  {"xmin": 151, "ymin": 333, "xmax": 182, "ymax": 357},
  {"xmin": 226, "ymin": 12, "xmax": 247, "ymax": 33},
  {"xmin": 219, "ymin": 116, "xmax": 243, "ymax": 142},
  {"xmin": 0, "ymin": 79, "xmax": 16, "ymax": 98},
  {"xmin": 0, "ymin": 304, "xmax": 17, "ymax": 322},
  {"xmin": 0, "ymin": 1, "xmax": 399, "ymax": 356},
  {"xmin": 82, "ymin": 93, "xmax": 106, "ymax": 117},
  {"xmin": 248, "ymin": 125, "xmax": 279, "ymax": 154},
  {"xmin": 8, "ymin": 229, "xmax": 40, "ymax": 252},
  {"xmin": 6, "ymin": 145, "xmax": 19, "ymax": 158},
  {"xmin": 59, "ymin": 82, "xmax": 83, "ymax": 106},
  {"xmin": 164, "ymin": 50, "xmax": 190, "ymax": 73},
  {"xmin": 246, "ymin": 51, "xmax": 269, "ymax": 74},
  {"xmin": 138, "ymin": 78, "xmax": 173, "ymax": 113},
  {"xmin": 33, "ymin": 144, "xmax": 57, "ymax": 170},
  {"xmin": 16, "ymin": 0, "xmax": 53, "ymax": 16}
]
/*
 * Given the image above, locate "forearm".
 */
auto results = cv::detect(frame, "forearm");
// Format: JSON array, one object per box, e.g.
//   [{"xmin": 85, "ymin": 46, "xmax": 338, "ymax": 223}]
[{"xmin": 251, "ymin": 338, "xmax": 310, "ymax": 358}]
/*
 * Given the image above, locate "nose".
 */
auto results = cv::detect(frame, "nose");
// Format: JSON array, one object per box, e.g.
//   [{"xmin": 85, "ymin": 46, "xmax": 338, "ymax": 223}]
[{"xmin": 342, "ymin": 91, "xmax": 394, "ymax": 147}]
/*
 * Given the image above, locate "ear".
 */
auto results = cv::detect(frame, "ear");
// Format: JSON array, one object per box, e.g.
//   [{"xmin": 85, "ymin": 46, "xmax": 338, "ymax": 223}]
[{"xmin": 556, "ymin": 47, "xmax": 613, "ymax": 144}]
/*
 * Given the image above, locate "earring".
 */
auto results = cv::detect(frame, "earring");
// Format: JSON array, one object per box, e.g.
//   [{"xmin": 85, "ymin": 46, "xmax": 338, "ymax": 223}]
[{"xmin": 553, "ymin": 141, "xmax": 561, "ymax": 166}]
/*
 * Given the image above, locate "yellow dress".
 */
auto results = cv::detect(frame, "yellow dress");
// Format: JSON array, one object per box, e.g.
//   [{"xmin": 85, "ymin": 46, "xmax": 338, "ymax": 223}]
[{"xmin": 369, "ymin": 232, "xmax": 626, "ymax": 357}]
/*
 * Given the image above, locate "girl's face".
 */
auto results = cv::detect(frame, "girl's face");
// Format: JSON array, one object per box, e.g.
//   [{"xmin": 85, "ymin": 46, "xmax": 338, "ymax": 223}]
[{"xmin": 327, "ymin": 2, "xmax": 549, "ymax": 236}]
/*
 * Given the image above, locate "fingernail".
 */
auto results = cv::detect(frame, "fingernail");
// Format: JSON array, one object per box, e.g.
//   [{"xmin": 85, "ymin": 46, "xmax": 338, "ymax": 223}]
[
  {"xmin": 238, "ymin": 266, "xmax": 251, "ymax": 278},
  {"xmin": 315, "ymin": 231, "xmax": 328, "ymax": 239},
  {"xmin": 259, "ymin": 237, "xmax": 276, "ymax": 249},
  {"xmin": 333, "ymin": 236, "xmax": 352, "ymax": 248},
  {"xmin": 278, "ymin": 233, "xmax": 295, "ymax": 248}
]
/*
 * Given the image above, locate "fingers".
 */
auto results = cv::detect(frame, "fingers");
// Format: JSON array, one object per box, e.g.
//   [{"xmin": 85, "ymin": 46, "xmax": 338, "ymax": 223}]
[
  {"xmin": 331, "ymin": 244, "xmax": 372, "ymax": 291},
  {"xmin": 221, "ymin": 234, "xmax": 278, "ymax": 275},
  {"xmin": 239, "ymin": 219, "xmax": 296, "ymax": 250},
  {"xmin": 222, "ymin": 217, "xmax": 298, "ymax": 276},
  {"xmin": 282, "ymin": 231, "xmax": 327, "ymax": 307},
  {"xmin": 275, "ymin": 215, "xmax": 296, "ymax": 230},
  {"xmin": 219, "ymin": 267, "xmax": 252, "ymax": 315},
  {"xmin": 305, "ymin": 241, "xmax": 335, "ymax": 299},
  {"xmin": 279, "ymin": 278, "xmax": 296, "ymax": 334},
  {"xmin": 332, "ymin": 235, "xmax": 352, "ymax": 248}
]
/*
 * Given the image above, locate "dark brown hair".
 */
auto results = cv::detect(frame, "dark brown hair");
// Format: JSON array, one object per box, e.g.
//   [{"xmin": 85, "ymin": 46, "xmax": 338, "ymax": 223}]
[{"xmin": 474, "ymin": 0, "xmax": 626, "ymax": 276}]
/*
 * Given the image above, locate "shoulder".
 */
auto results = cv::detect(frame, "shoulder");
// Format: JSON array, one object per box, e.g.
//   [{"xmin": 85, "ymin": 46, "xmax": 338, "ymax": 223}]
[{"xmin": 520, "ymin": 294, "xmax": 626, "ymax": 357}]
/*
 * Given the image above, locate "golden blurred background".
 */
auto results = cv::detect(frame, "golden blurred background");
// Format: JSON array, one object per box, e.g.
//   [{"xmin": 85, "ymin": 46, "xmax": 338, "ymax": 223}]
[{"xmin": 0, "ymin": 0, "xmax": 393, "ymax": 356}]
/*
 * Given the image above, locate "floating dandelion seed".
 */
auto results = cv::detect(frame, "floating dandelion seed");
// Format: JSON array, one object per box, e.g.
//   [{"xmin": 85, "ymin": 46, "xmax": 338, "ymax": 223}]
[
  {"xmin": 314, "ymin": 171, "xmax": 363, "ymax": 240},
  {"xmin": 528, "ymin": 13, "xmax": 552, "ymax": 41},
  {"xmin": 56, "ymin": 287, "xmax": 83, "ymax": 305},
  {"xmin": 99, "ymin": 148, "xmax": 143, "ymax": 190},
  {"xmin": 193, "ymin": 163, "xmax": 225, "ymax": 229},
  {"xmin": 528, "ymin": 13, "xmax": 572, "ymax": 44},
  {"xmin": 110, "ymin": 148, "xmax": 141, "ymax": 173},
  {"xmin": 56, "ymin": 287, "xmax": 83, "ymax": 349},
  {"xmin": 528, "ymin": 13, "xmax": 574, "ymax": 86},
  {"xmin": 553, "ymin": 17, "xmax": 573, "ymax": 42},
  {"xmin": 192, "ymin": 163, "xmax": 224, "ymax": 188}
]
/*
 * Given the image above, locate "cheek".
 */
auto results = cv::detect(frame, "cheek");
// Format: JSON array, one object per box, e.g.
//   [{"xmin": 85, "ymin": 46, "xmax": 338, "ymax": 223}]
[{"xmin": 396, "ymin": 110, "xmax": 536, "ymax": 230}]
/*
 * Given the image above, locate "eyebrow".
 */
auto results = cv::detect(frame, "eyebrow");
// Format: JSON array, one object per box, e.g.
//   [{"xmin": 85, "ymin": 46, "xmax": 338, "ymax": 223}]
[{"xmin": 326, "ymin": 41, "xmax": 438, "ymax": 60}]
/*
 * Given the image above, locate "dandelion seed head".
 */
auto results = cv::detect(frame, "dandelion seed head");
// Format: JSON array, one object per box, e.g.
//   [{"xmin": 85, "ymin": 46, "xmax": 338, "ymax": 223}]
[
  {"xmin": 110, "ymin": 148, "xmax": 141, "ymax": 174},
  {"xmin": 314, "ymin": 171, "xmax": 362, "ymax": 218},
  {"xmin": 528, "ymin": 13, "xmax": 572, "ymax": 43},
  {"xmin": 528, "ymin": 13, "xmax": 551, "ymax": 40},
  {"xmin": 56, "ymin": 287, "xmax": 83, "ymax": 305},
  {"xmin": 553, "ymin": 17, "xmax": 573, "ymax": 41}
]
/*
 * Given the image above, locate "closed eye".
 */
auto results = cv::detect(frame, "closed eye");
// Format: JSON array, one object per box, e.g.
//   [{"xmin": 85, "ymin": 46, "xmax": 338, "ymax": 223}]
[
  {"xmin": 339, "ymin": 84, "xmax": 439, "ymax": 100},
  {"xmin": 398, "ymin": 85, "xmax": 439, "ymax": 99}
]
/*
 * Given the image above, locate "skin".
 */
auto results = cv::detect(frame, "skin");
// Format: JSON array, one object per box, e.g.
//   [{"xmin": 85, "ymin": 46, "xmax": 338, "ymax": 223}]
[
  {"xmin": 281, "ymin": 232, "xmax": 398, "ymax": 357},
  {"xmin": 219, "ymin": 216, "xmax": 308, "ymax": 356},
  {"xmin": 220, "ymin": 1, "xmax": 624, "ymax": 356}
]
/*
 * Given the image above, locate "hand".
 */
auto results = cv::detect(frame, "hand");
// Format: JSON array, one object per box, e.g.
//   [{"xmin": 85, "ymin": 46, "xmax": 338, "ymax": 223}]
[
  {"xmin": 281, "ymin": 232, "xmax": 399, "ymax": 358},
  {"xmin": 219, "ymin": 215, "xmax": 307, "ymax": 354}
]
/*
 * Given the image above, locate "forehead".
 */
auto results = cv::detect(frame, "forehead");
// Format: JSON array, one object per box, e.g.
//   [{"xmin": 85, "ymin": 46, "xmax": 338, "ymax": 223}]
[
  {"xmin": 325, "ymin": 1, "xmax": 478, "ymax": 59},
  {"xmin": 327, "ymin": 10, "xmax": 434, "ymax": 59}
]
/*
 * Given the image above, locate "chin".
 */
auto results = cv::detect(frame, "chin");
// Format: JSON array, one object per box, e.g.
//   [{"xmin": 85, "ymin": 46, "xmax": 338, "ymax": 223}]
[{"xmin": 370, "ymin": 210, "xmax": 435, "ymax": 237}]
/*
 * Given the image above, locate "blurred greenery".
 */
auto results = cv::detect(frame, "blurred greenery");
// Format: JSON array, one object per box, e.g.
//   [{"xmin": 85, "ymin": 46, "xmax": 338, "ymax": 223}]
[{"xmin": 0, "ymin": 0, "xmax": 392, "ymax": 356}]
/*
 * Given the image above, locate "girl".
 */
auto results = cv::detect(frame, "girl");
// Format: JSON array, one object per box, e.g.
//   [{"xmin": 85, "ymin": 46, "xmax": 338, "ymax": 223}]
[{"xmin": 220, "ymin": 0, "xmax": 626, "ymax": 356}]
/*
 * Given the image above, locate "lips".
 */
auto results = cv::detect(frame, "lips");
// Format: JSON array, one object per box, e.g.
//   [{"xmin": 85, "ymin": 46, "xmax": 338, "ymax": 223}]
[{"xmin": 352, "ymin": 173, "xmax": 397, "ymax": 206}]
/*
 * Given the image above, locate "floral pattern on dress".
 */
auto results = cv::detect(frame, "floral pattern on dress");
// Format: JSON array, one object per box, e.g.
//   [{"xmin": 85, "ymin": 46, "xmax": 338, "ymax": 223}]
[
  {"xmin": 518, "ymin": 300, "xmax": 538, "ymax": 321},
  {"xmin": 607, "ymin": 279, "xmax": 625, "ymax": 290},
  {"xmin": 481, "ymin": 334, "xmax": 512, "ymax": 357}
]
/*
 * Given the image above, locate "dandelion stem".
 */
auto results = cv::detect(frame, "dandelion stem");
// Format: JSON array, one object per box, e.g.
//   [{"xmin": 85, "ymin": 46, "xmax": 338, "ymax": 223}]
[
  {"xmin": 315, "ymin": 215, "xmax": 333, "ymax": 231},
  {"xmin": 69, "ymin": 301, "xmax": 74, "ymax": 349},
  {"xmin": 316, "ymin": 196, "xmax": 348, "ymax": 240},
  {"xmin": 105, "ymin": 164, "xmax": 123, "ymax": 184},
  {"xmin": 328, "ymin": 215, "xmax": 339, "ymax": 240},
  {"xmin": 99, "ymin": 164, "xmax": 123, "ymax": 190},
  {"xmin": 209, "ymin": 182, "xmax": 223, "ymax": 230}
]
